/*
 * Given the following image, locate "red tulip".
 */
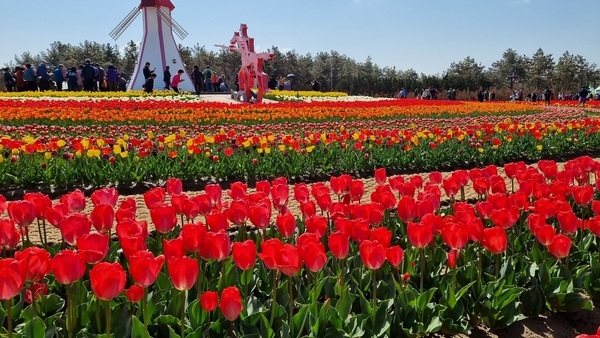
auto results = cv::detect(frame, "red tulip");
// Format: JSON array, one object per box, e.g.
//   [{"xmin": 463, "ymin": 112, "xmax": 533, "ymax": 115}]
[
  {"xmin": 90, "ymin": 187, "xmax": 119, "ymax": 207},
  {"xmin": 167, "ymin": 256, "xmax": 199, "ymax": 291},
  {"xmin": 51, "ymin": 250, "xmax": 86, "ymax": 285},
  {"xmin": 293, "ymin": 183, "xmax": 310, "ymax": 204},
  {"xmin": 182, "ymin": 198, "xmax": 200, "ymax": 221},
  {"xmin": 441, "ymin": 221, "xmax": 469, "ymax": 250},
  {"xmin": 7, "ymin": 200, "xmax": 36, "ymax": 229},
  {"xmin": 163, "ymin": 237, "xmax": 186, "ymax": 261},
  {"xmin": 166, "ymin": 178, "xmax": 183, "ymax": 196},
  {"xmin": 119, "ymin": 197, "xmax": 137, "ymax": 213},
  {"xmin": 359, "ymin": 240, "xmax": 386, "ymax": 270},
  {"xmin": 299, "ymin": 201, "xmax": 316, "ymax": 219},
  {"xmin": 305, "ymin": 215, "xmax": 328, "ymax": 238},
  {"xmin": 447, "ymin": 250, "xmax": 458, "ymax": 269},
  {"xmin": 227, "ymin": 200, "xmax": 248, "ymax": 226},
  {"xmin": 219, "ymin": 286, "xmax": 243, "ymax": 321},
  {"xmin": 472, "ymin": 177, "xmax": 490, "ymax": 196},
  {"xmin": 200, "ymin": 291, "xmax": 219, "ymax": 311},
  {"xmin": 60, "ymin": 189, "xmax": 86, "ymax": 213},
  {"xmin": 125, "ymin": 285, "xmax": 144, "ymax": 303},
  {"xmin": 350, "ymin": 180, "xmax": 365, "ymax": 202},
  {"xmin": 276, "ymin": 244, "xmax": 303, "ymax": 276},
  {"xmin": 60, "ymin": 213, "xmax": 92, "ymax": 246},
  {"xmin": 490, "ymin": 207, "xmax": 520, "ymax": 229},
  {"xmin": 0, "ymin": 219, "xmax": 20, "ymax": 250},
  {"xmin": 203, "ymin": 230, "xmax": 231, "ymax": 261},
  {"xmin": 428, "ymin": 171, "xmax": 443, "ymax": 184},
  {"xmin": 76, "ymin": 233, "xmax": 109, "ymax": 264},
  {"xmin": 258, "ymin": 238, "xmax": 283, "ymax": 270},
  {"xmin": 191, "ymin": 194, "xmax": 212, "ymax": 216},
  {"xmin": 25, "ymin": 282, "xmax": 49, "ymax": 304},
  {"xmin": 23, "ymin": 192, "xmax": 52, "ymax": 219},
  {"xmin": 227, "ymin": 182, "xmax": 247, "ymax": 201},
  {"xmin": 330, "ymin": 175, "xmax": 351, "ymax": 196},
  {"xmin": 181, "ymin": 222, "xmax": 207, "ymax": 253},
  {"xmin": 120, "ymin": 235, "xmax": 148, "ymax": 258},
  {"xmin": 204, "ymin": 184, "xmax": 223, "ymax": 209},
  {"xmin": 400, "ymin": 181, "xmax": 416, "ymax": 198},
  {"xmin": 328, "ymin": 231, "xmax": 350, "ymax": 259},
  {"xmin": 350, "ymin": 218, "xmax": 370, "ymax": 243},
  {"xmin": 45, "ymin": 203, "xmax": 69, "ymax": 228},
  {"xmin": 170, "ymin": 194, "xmax": 189, "ymax": 216},
  {"xmin": 206, "ymin": 209, "xmax": 229, "ymax": 232},
  {"xmin": 116, "ymin": 220, "xmax": 148, "ymax": 240},
  {"xmin": 0, "ymin": 194, "xmax": 6, "ymax": 216},
  {"xmin": 143, "ymin": 187, "xmax": 166, "ymax": 209},
  {"xmin": 232, "ymin": 240, "xmax": 256, "ymax": 270},
  {"xmin": 574, "ymin": 327, "xmax": 600, "ymax": 338},
  {"xmin": 571, "ymin": 185, "xmax": 594, "ymax": 206},
  {"xmin": 374, "ymin": 168, "xmax": 387, "ymax": 185},
  {"xmin": 128, "ymin": 251, "xmax": 165, "ymax": 287},
  {"xmin": 275, "ymin": 211, "xmax": 296, "ymax": 238},
  {"xmin": 397, "ymin": 196, "xmax": 416, "ymax": 223},
  {"xmin": 14, "ymin": 247, "xmax": 51, "ymax": 282},
  {"xmin": 386, "ymin": 245, "xmax": 404, "ymax": 267},
  {"xmin": 249, "ymin": 203, "xmax": 271, "ymax": 230},
  {"xmin": 90, "ymin": 262, "xmax": 126, "ymax": 301},
  {"xmin": 90, "ymin": 204, "xmax": 115, "ymax": 234},
  {"xmin": 301, "ymin": 241, "xmax": 327, "ymax": 272},
  {"xmin": 442, "ymin": 177, "xmax": 460, "ymax": 198},
  {"xmin": 271, "ymin": 184, "xmax": 289, "ymax": 212},
  {"xmin": 150, "ymin": 203, "xmax": 177, "ymax": 234},
  {"xmin": 481, "ymin": 226, "xmax": 508, "ymax": 254},
  {"xmin": 534, "ymin": 224, "xmax": 556, "ymax": 246},
  {"xmin": 557, "ymin": 210, "xmax": 580, "ymax": 235},
  {"xmin": 407, "ymin": 220, "xmax": 434, "ymax": 248},
  {"xmin": 547, "ymin": 234, "xmax": 572, "ymax": 259},
  {"xmin": 369, "ymin": 227, "xmax": 392, "ymax": 249},
  {"xmin": 0, "ymin": 258, "xmax": 26, "ymax": 300}
]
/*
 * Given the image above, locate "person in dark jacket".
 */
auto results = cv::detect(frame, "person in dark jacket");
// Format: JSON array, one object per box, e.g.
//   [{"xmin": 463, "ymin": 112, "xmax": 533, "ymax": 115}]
[
  {"xmin": 4, "ymin": 68, "xmax": 15, "ymax": 92},
  {"xmin": 191, "ymin": 65, "xmax": 204, "ymax": 95},
  {"xmin": 53, "ymin": 65, "xmax": 65, "ymax": 91},
  {"xmin": 163, "ymin": 66, "xmax": 171, "ymax": 90},
  {"xmin": 106, "ymin": 65, "xmax": 119, "ymax": 92},
  {"xmin": 36, "ymin": 60, "xmax": 50, "ymax": 91},
  {"xmin": 143, "ymin": 62, "xmax": 154, "ymax": 80},
  {"xmin": 66, "ymin": 67, "xmax": 78, "ymax": 91},
  {"xmin": 23, "ymin": 64, "xmax": 37, "ymax": 91},
  {"xmin": 81, "ymin": 59, "xmax": 97, "ymax": 91},
  {"xmin": 144, "ymin": 72, "xmax": 157, "ymax": 93}
]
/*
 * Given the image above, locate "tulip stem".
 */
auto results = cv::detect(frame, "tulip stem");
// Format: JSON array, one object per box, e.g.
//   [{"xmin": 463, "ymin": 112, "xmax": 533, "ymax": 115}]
[
  {"xmin": 66, "ymin": 284, "xmax": 73, "ymax": 338},
  {"xmin": 419, "ymin": 248, "xmax": 425, "ymax": 292},
  {"xmin": 478, "ymin": 247, "xmax": 483, "ymax": 291},
  {"xmin": 495, "ymin": 254, "xmax": 500, "ymax": 280},
  {"xmin": 268, "ymin": 270, "xmax": 279, "ymax": 327},
  {"xmin": 5, "ymin": 299, "xmax": 12, "ymax": 338},
  {"xmin": 372, "ymin": 270, "xmax": 377, "ymax": 311},
  {"xmin": 219, "ymin": 259, "xmax": 227, "ymax": 292},
  {"xmin": 142, "ymin": 287, "xmax": 149, "ymax": 334},
  {"xmin": 37, "ymin": 219, "xmax": 45, "ymax": 248},
  {"xmin": 289, "ymin": 275, "xmax": 294, "ymax": 338},
  {"xmin": 181, "ymin": 290, "xmax": 186, "ymax": 338},
  {"xmin": 312, "ymin": 271, "xmax": 318, "ymax": 305},
  {"xmin": 42, "ymin": 219, "xmax": 48, "ymax": 248},
  {"xmin": 31, "ymin": 284, "xmax": 37, "ymax": 318},
  {"xmin": 105, "ymin": 300, "xmax": 111, "ymax": 337}
]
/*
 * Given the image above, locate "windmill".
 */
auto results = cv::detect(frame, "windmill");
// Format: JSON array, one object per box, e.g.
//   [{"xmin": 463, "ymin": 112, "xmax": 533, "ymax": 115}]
[{"xmin": 110, "ymin": 0, "xmax": 193, "ymax": 92}]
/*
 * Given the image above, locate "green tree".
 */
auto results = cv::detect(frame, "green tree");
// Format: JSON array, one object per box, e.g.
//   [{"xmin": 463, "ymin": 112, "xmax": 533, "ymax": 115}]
[
  {"xmin": 528, "ymin": 48, "xmax": 554, "ymax": 90},
  {"xmin": 489, "ymin": 48, "xmax": 529, "ymax": 89},
  {"xmin": 121, "ymin": 40, "xmax": 139, "ymax": 78}
]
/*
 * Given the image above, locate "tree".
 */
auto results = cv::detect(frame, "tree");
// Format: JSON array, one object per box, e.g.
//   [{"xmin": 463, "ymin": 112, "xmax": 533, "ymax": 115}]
[
  {"xmin": 489, "ymin": 48, "xmax": 529, "ymax": 89},
  {"xmin": 445, "ymin": 56, "xmax": 486, "ymax": 93},
  {"xmin": 121, "ymin": 40, "xmax": 139, "ymax": 78}
]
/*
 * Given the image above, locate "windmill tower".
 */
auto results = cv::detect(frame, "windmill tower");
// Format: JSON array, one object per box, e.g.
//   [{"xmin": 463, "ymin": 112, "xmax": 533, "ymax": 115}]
[{"xmin": 110, "ymin": 0, "xmax": 193, "ymax": 92}]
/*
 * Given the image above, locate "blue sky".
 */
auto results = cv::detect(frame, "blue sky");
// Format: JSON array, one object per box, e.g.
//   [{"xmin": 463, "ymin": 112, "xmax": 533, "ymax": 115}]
[{"xmin": 1, "ymin": 0, "xmax": 598, "ymax": 75}]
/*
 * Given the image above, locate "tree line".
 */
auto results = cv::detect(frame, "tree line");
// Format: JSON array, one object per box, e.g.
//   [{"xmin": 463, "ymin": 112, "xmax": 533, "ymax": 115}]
[{"xmin": 5, "ymin": 41, "xmax": 599, "ymax": 98}]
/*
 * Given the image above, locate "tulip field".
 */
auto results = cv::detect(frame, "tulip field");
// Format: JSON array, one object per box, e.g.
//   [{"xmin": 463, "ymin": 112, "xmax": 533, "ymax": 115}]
[{"xmin": 2, "ymin": 92, "xmax": 600, "ymax": 338}]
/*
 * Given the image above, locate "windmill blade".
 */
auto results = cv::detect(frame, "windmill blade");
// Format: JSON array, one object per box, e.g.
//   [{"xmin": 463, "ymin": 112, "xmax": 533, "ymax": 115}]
[
  {"xmin": 109, "ymin": 7, "xmax": 140, "ymax": 40},
  {"xmin": 157, "ymin": 7, "xmax": 188, "ymax": 40}
]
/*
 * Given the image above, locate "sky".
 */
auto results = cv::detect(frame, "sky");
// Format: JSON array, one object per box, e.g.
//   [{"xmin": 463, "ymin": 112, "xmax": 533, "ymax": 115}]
[{"xmin": 1, "ymin": 0, "xmax": 598, "ymax": 75}]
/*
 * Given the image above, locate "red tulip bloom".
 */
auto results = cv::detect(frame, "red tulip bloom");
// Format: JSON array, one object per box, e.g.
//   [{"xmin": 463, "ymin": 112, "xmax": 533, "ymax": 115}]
[
  {"xmin": 350, "ymin": 180, "xmax": 365, "ymax": 202},
  {"xmin": 128, "ymin": 251, "xmax": 165, "ymax": 287},
  {"xmin": 397, "ymin": 196, "xmax": 416, "ymax": 223},
  {"xmin": 557, "ymin": 210, "xmax": 580, "ymax": 235},
  {"xmin": 227, "ymin": 200, "xmax": 248, "ymax": 226},
  {"xmin": 305, "ymin": 215, "xmax": 328, "ymax": 238},
  {"xmin": 271, "ymin": 184, "xmax": 289, "ymax": 212},
  {"xmin": 370, "ymin": 227, "xmax": 392, "ymax": 249},
  {"xmin": 276, "ymin": 244, "xmax": 303, "ymax": 276},
  {"xmin": 150, "ymin": 203, "xmax": 177, "ymax": 234},
  {"xmin": 481, "ymin": 226, "xmax": 508, "ymax": 254},
  {"xmin": 25, "ymin": 282, "xmax": 49, "ymax": 304},
  {"xmin": 205, "ymin": 230, "xmax": 231, "ymax": 261},
  {"xmin": 206, "ymin": 209, "xmax": 229, "ymax": 232},
  {"xmin": 14, "ymin": 247, "xmax": 51, "ymax": 282},
  {"xmin": 227, "ymin": 182, "xmax": 248, "ymax": 201},
  {"xmin": 0, "ymin": 219, "xmax": 20, "ymax": 250},
  {"xmin": 275, "ymin": 211, "xmax": 296, "ymax": 238},
  {"xmin": 163, "ymin": 237, "xmax": 186, "ymax": 261},
  {"xmin": 200, "ymin": 291, "xmax": 219, "ymax": 311},
  {"xmin": 76, "ymin": 233, "xmax": 109, "ymax": 264},
  {"xmin": 293, "ymin": 183, "xmax": 310, "ymax": 204},
  {"xmin": 534, "ymin": 224, "xmax": 556, "ymax": 246},
  {"xmin": 301, "ymin": 241, "xmax": 327, "ymax": 272},
  {"xmin": 167, "ymin": 256, "xmax": 199, "ymax": 291},
  {"xmin": 120, "ymin": 235, "xmax": 148, "ymax": 259},
  {"xmin": 116, "ymin": 220, "xmax": 148, "ymax": 240},
  {"xmin": 547, "ymin": 234, "xmax": 572, "ymax": 259},
  {"xmin": 0, "ymin": 194, "xmax": 6, "ymax": 216},
  {"xmin": 143, "ymin": 187, "xmax": 166, "ymax": 209},
  {"xmin": 182, "ymin": 198, "xmax": 200, "ymax": 221},
  {"xmin": 574, "ymin": 327, "xmax": 600, "ymax": 338},
  {"xmin": 181, "ymin": 222, "xmax": 207, "ymax": 254},
  {"xmin": 328, "ymin": 231, "xmax": 350, "ymax": 259},
  {"xmin": 232, "ymin": 240, "xmax": 256, "ymax": 270},
  {"xmin": 60, "ymin": 213, "xmax": 92, "ymax": 246},
  {"xmin": 571, "ymin": 185, "xmax": 594, "ymax": 206},
  {"xmin": 166, "ymin": 178, "xmax": 183, "ymax": 196},
  {"xmin": 386, "ymin": 245, "xmax": 404, "ymax": 267},
  {"xmin": 0, "ymin": 258, "xmax": 26, "ymax": 300},
  {"xmin": 447, "ymin": 250, "xmax": 458, "ymax": 269},
  {"xmin": 442, "ymin": 177, "xmax": 460, "ymax": 198},
  {"xmin": 490, "ymin": 207, "xmax": 520, "ymax": 229},
  {"xmin": 205, "ymin": 184, "xmax": 223, "ymax": 208},
  {"xmin": 23, "ymin": 192, "xmax": 52, "ymax": 220},
  {"xmin": 170, "ymin": 194, "xmax": 189, "ymax": 216},
  {"xmin": 441, "ymin": 221, "xmax": 469, "ymax": 250},
  {"xmin": 60, "ymin": 189, "xmax": 86, "ymax": 213},
  {"xmin": 125, "ymin": 285, "xmax": 144, "ymax": 303},
  {"xmin": 359, "ymin": 240, "xmax": 386, "ymax": 270},
  {"xmin": 7, "ymin": 200, "xmax": 36, "ymax": 229},
  {"xmin": 119, "ymin": 197, "xmax": 137, "ymax": 213},
  {"xmin": 219, "ymin": 286, "xmax": 243, "ymax": 321},
  {"xmin": 51, "ymin": 250, "xmax": 86, "ymax": 285},
  {"xmin": 90, "ymin": 187, "xmax": 119, "ymax": 207},
  {"xmin": 45, "ymin": 203, "xmax": 68, "ymax": 228},
  {"xmin": 299, "ymin": 201, "xmax": 316, "ymax": 219},
  {"xmin": 191, "ymin": 194, "xmax": 212, "ymax": 216},
  {"xmin": 90, "ymin": 204, "xmax": 115, "ymax": 234},
  {"xmin": 90, "ymin": 262, "xmax": 126, "ymax": 301},
  {"xmin": 374, "ymin": 168, "xmax": 387, "ymax": 185},
  {"xmin": 350, "ymin": 218, "xmax": 370, "ymax": 243},
  {"xmin": 428, "ymin": 171, "xmax": 443, "ymax": 184},
  {"xmin": 258, "ymin": 238, "xmax": 284, "ymax": 270},
  {"xmin": 407, "ymin": 221, "xmax": 434, "ymax": 248}
]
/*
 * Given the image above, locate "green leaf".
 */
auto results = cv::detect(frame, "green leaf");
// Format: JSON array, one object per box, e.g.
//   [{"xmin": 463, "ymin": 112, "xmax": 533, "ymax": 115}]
[
  {"xmin": 40, "ymin": 294, "xmax": 65, "ymax": 315},
  {"xmin": 131, "ymin": 315, "xmax": 150, "ymax": 338},
  {"xmin": 521, "ymin": 284, "xmax": 545, "ymax": 317},
  {"xmin": 292, "ymin": 304, "xmax": 309, "ymax": 335},
  {"xmin": 371, "ymin": 302, "xmax": 391, "ymax": 337},
  {"xmin": 334, "ymin": 284, "xmax": 352, "ymax": 320},
  {"xmin": 24, "ymin": 316, "xmax": 46, "ymax": 338},
  {"xmin": 415, "ymin": 288, "xmax": 437, "ymax": 311}
]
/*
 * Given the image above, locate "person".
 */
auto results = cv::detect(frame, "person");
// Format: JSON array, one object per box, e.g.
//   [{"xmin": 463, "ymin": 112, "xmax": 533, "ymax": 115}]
[
  {"xmin": 106, "ymin": 65, "xmax": 119, "ymax": 92},
  {"xmin": 477, "ymin": 89, "xmax": 484, "ymax": 102},
  {"xmin": 54, "ymin": 64, "xmax": 65, "ymax": 91},
  {"xmin": 144, "ymin": 72, "xmax": 157, "ymax": 93},
  {"xmin": 277, "ymin": 76, "xmax": 285, "ymax": 90},
  {"xmin": 95, "ymin": 64, "xmax": 106, "ymax": 91},
  {"xmin": 66, "ymin": 67, "xmax": 78, "ymax": 91},
  {"xmin": 170, "ymin": 69, "xmax": 185, "ymax": 93},
  {"xmin": 0, "ymin": 69, "xmax": 6, "ymax": 92},
  {"xmin": 23, "ymin": 64, "xmax": 37, "ymax": 91},
  {"xmin": 219, "ymin": 79, "xmax": 229, "ymax": 92},
  {"xmin": 76, "ymin": 65, "xmax": 83, "ymax": 91},
  {"xmin": 191, "ymin": 65, "xmax": 204, "ymax": 95},
  {"xmin": 163, "ymin": 66, "xmax": 171, "ymax": 90},
  {"xmin": 203, "ymin": 66, "xmax": 213, "ymax": 92},
  {"xmin": 4, "ymin": 68, "xmax": 15, "ymax": 92},
  {"xmin": 36, "ymin": 60, "xmax": 50, "ymax": 91},
  {"xmin": 579, "ymin": 87, "xmax": 589, "ymax": 105},
  {"xmin": 211, "ymin": 72, "xmax": 219, "ymax": 92},
  {"xmin": 81, "ymin": 60, "xmax": 97, "ymax": 91},
  {"xmin": 143, "ymin": 62, "xmax": 154, "ymax": 80},
  {"xmin": 490, "ymin": 91, "xmax": 496, "ymax": 101},
  {"xmin": 15, "ymin": 67, "xmax": 26, "ymax": 92},
  {"xmin": 544, "ymin": 86, "xmax": 552, "ymax": 105},
  {"xmin": 268, "ymin": 76, "xmax": 277, "ymax": 90},
  {"xmin": 310, "ymin": 79, "xmax": 320, "ymax": 91}
]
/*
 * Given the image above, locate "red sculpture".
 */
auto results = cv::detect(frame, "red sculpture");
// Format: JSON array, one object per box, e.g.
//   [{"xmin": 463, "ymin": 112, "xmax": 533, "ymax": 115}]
[{"xmin": 218, "ymin": 24, "xmax": 274, "ymax": 103}]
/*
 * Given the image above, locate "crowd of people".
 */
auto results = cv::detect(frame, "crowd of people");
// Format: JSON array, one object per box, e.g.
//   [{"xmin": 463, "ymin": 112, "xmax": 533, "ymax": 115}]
[{"xmin": 0, "ymin": 59, "xmax": 129, "ymax": 92}]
